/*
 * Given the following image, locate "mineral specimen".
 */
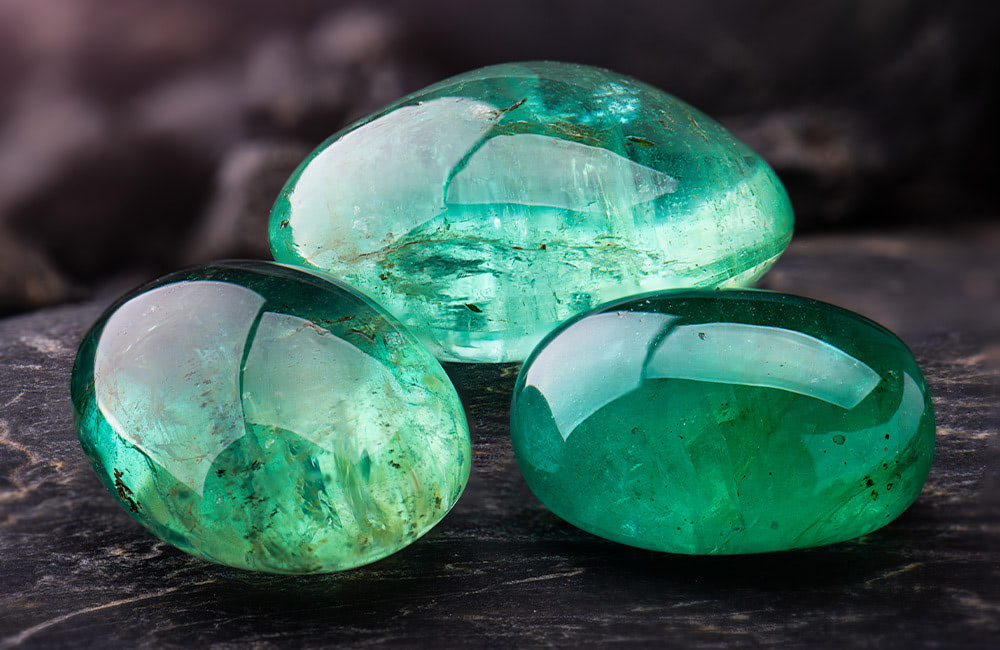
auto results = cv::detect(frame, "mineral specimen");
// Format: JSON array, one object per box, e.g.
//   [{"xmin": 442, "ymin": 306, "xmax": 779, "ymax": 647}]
[
  {"xmin": 510, "ymin": 289, "xmax": 935, "ymax": 554},
  {"xmin": 71, "ymin": 261, "xmax": 471, "ymax": 573},
  {"xmin": 269, "ymin": 61, "xmax": 794, "ymax": 362}
]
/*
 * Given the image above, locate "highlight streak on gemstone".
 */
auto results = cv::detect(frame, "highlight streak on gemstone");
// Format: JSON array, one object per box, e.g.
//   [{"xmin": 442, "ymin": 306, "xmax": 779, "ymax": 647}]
[
  {"xmin": 526, "ymin": 314, "xmax": 881, "ymax": 442},
  {"xmin": 284, "ymin": 97, "xmax": 500, "ymax": 264},
  {"xmin": 524, "ymin": 312, "xmax": 676, "ymax": 440},
  {"xmin": 644, "ymin": 323, "xmax": 881, "ymax": 410},
  {"xmin": 446, "ymin": 134, "xmax": 678, "ymax": 210},
  {"xmin": 94, "ymin": 281, "xmax": 264, "ymax": 494},
  {"xmin": 241, "ymin": 311, "xmax": 409, "ymax": 456}
]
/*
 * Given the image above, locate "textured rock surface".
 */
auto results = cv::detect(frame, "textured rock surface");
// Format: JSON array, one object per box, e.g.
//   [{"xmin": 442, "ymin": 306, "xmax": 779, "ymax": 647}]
[
  {"xmin": 0, "ymin": 229, "xmax": 997, "ymax": 647},
  {"xmin": 70, "ymin": 262, "xmax": 470, "ymax": 573},
  {"xmin": 512, "ymin": 290, "xmax": 935, "ymax": 553},
  {"xmin": 271, "ymin": 61, "xmax": 793, "ymax": 362}
]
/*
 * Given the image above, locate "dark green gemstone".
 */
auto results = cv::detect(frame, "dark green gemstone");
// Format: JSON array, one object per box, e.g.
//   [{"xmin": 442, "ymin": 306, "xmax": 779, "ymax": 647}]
[{"xmin": 511, "ymin": 290, "xmax": 935, "ymax": 554}]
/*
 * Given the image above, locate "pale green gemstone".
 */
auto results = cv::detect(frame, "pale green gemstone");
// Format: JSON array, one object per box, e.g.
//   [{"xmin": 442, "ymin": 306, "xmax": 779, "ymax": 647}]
[
  {"xmin": 270, "ymin": 61, "xmax": 794, "ymax": 362},
  {"xmin": 71, "ymin": 261, "xmax": 471, "ymax": 574}
]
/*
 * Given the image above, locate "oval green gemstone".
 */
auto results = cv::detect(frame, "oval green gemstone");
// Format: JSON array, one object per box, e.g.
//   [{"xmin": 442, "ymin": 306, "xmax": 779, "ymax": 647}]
[
  {"xmin": 511, "ymin": 290, "xmax": 935, "ymax": 554},
  {"xmin": 70, "ymin": 261, "xmax": 471, "ymax": 573},
  {"xmin": 269, "ymin": 61, "xmax": 794, "ymax": 363}
]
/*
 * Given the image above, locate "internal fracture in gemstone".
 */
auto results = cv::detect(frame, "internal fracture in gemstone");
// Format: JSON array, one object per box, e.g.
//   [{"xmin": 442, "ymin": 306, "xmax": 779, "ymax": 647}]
[{"xmin": 269, "ymin": 61, "xmax": 795, "ymax": 362}]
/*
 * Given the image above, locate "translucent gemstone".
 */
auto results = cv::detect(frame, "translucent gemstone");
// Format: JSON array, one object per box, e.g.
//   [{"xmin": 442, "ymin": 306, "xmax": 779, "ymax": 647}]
[
  {"xmin": 510, "ymin": 290, "xmax": 935, "ymax": 554},
  {"xmin": 70, "ymin": 261, "xmax": 470, "ymax": 573},
  {"xmin": 269, "ymin": 61, "xmax": 794, "ymax": 363}
]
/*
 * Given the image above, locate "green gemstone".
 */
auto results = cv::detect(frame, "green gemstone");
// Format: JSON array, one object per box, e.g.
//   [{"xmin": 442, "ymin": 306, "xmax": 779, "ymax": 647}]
[
  {"xmin": 511, "ymin": 290, "xmax": 935, "ymax": 554},
  {"xmin": 70, "ymin": 261, "xmax": 470, "ymax": 573},
  {"xmin": 269, "ymin": 61, "xmax": 794, "ymax": 363}
]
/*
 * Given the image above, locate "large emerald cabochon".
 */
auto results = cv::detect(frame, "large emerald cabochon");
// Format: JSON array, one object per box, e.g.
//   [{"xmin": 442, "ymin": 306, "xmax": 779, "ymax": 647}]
[
  {"xmin": 511, "ymin": 290, "xmax": 935, "ymax": 554},
  {"xmin": 269, "ymin": 61, "xmax": 794, "ymax": 363},
  {"xmin": 71, "ymin": 261, "xmax": 471, "ymax": 573}
]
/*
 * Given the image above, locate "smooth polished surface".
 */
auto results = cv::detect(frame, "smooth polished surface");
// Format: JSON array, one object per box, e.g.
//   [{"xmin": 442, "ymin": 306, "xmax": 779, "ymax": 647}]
[
  {"xmin": 511, "ymin": 289, "xmax": 936, "ymax": 554},
  {"xmin": 269, "ymin": 61, "xmax": 794, "ymax": 362},
  {"xmin": 70, "ymin": 261, "xmax": 470, "ymax": 573}
]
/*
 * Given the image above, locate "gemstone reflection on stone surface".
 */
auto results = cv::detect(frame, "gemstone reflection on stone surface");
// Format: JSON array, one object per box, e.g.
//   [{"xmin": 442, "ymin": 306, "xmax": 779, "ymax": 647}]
[
  {"xmin": 71, "ymin": 261, "xmax": 471, "ymax": 573},
  {"xmin": 510, "ymin": 290, "xmax": 935, "ymax": 554},
  {"xmin": 269, "ymin": 61, "xmax": 795, "ymax": 363}
]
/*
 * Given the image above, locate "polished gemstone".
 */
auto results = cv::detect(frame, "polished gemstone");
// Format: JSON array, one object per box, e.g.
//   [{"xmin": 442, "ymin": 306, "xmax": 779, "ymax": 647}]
[
  {"xmin": 269, "ymin": 61, "xmax": 794, "ymax": 363},
  {"xmin": 71, "ymin": 261, "xmax": 471, "ymax": 573},
  {"xmin": 510, "ymin": 290, "xmax": 935, "ymax": 554}
]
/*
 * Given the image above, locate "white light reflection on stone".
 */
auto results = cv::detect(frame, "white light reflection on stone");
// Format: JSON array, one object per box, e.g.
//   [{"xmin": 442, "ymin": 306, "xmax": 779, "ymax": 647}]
[
  {"xmin": 525, "ymin": 312, "xmax": 881, "ymax": 442},
  {"xmin": 644, "ymin": 322, "xmax": 881, "ymax": 409},
  {"xmin": 95, "ymin": 281, "xmax": 265, "ymax": 494}
]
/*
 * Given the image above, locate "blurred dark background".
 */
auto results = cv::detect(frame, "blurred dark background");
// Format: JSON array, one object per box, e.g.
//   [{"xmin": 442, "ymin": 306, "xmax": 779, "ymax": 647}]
[{"xmin": 1, "ymin": 0, "xmax": 998, "ymax": 317}]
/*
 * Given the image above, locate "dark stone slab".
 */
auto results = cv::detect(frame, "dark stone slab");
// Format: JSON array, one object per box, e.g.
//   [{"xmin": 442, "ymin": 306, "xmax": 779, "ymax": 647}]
[{"xmin": 0, "ymin": 231, "xmax": 997, "ymax": 648}]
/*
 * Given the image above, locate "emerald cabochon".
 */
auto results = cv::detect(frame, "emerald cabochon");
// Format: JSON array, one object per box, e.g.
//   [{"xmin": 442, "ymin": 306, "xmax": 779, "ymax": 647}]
[
  {"xmin": 510, "ymin": 290, "xmax": 935, "ymax": 554},
  {"xmin": 269, "ymin": 61, "xmax": 794, "ymax": 363},
  {"xmin": 71, "ymin": 261, "xmax": 471, "ymax": 573},
  {"xmin": 72, "ymin": 61, "xmax": 929, "ymax": 567}
]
